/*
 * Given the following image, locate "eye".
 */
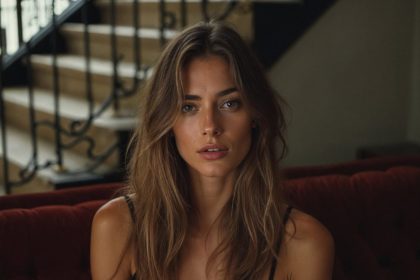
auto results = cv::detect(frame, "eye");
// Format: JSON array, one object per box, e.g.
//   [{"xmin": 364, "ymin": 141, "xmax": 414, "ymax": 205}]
[
  {"xmin": 181, "ymin": 104, "xmax": 196, "ymax": 113},
  {"xmin": 221, "ymin": 99, "xmax": 241, "ymax": 110}
]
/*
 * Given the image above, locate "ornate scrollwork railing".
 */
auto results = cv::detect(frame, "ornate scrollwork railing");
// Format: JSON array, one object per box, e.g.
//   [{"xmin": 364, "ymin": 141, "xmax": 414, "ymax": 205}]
[{"xmin": 0, "ymin": 0, "xmax": 240, "ymax": 194}]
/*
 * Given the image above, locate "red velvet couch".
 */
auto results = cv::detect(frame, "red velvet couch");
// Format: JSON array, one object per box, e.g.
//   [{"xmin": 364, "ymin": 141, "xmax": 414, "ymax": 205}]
[{"xmin": 1, "ymin": 156, "xmax": 419, "ymax": 280}]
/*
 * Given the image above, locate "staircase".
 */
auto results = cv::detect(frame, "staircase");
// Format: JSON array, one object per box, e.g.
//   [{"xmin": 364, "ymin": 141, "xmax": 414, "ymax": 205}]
[
  {"xmin": 0, "ymin": 0, "xmax": 255, "ymax": 195},
  {"xmin": 0, "ymin": 0, "xmax": 335, "ymax": 195}
]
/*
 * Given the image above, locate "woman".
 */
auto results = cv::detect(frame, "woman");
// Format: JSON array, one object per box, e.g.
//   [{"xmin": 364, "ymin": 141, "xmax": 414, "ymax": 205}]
[{"xmin": 90, "ymin": 21, "xmax": 334, "ymax": 280}]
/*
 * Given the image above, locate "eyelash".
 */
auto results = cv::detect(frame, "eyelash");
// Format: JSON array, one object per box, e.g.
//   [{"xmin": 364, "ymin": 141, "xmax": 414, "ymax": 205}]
[
  {"xmin": 181, "ymin": 104, "xmax": 196, "ymax": 113},
  {"xmin": 221, "ymin": 99, "xmax": 241, "ymax": 110},
  {"xmin": 181, "ymin": 99, "xmax": 242, "ymax": 113}
]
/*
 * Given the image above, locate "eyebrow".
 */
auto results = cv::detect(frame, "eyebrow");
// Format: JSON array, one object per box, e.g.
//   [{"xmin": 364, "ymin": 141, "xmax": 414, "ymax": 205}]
[{"xmin": 184, "ymin": 87, "xmax": 238, "ymax": 100}]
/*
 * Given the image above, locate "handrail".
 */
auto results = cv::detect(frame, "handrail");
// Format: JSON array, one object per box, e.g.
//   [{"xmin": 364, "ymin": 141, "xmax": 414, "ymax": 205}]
[
  {"xmin": 2, "ymin": 0, "xmax": 83, "ymax": 72},
  {"xmin": 2, "ymin": 0, "xmax": 71, "ymax": 56}
]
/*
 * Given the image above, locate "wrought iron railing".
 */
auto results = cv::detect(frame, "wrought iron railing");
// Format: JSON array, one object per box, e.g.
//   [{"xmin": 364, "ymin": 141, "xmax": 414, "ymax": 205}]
[
  {"xmin": 0, "ymin": 0, "xmax": 239, "ymax": 194},
  {"xmin": 1, "ymin": 0, "xmax": 71, "ymax": 55}
]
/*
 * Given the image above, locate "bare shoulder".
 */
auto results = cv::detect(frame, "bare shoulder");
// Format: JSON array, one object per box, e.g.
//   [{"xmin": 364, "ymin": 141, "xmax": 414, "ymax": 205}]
[
  {"xmin": 90, "ymin": 196, "xmax": 135, "ymax": 280},
  {"xmin": 277, "ymin": 208, "xmax": 335, "ymax": 280},
  {"xmin": 92, "ymin": 196, "xmax": 133, "ymax": 233},
  {"xmin": 284, "ymin": 208, "xmax": 334, "ymax": 246}
]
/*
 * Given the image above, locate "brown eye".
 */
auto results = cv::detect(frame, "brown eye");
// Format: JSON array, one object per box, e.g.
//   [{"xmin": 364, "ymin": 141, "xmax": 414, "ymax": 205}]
[{"xmin": 221, "ymin": 100, "xmax": 241, "ymax": 110}]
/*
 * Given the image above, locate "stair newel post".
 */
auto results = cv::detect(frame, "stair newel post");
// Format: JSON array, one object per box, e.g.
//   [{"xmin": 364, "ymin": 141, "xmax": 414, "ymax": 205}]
[
  {"xmin": 51, "ymin": 0, "xmax": 64, "ymax": 172},
  {"xmin": 0, "ymin": 5, "xmax": 11, "ymax": 194}
]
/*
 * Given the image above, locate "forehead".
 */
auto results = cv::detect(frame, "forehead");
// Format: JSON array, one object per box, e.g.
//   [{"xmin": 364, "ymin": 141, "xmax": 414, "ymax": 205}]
[{"xmin": 182, "ymin": 55, "xmax": 236, "ymax": 94}]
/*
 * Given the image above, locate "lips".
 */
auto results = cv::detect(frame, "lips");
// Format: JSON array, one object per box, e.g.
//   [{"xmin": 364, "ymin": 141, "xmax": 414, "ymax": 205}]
[{"xmin": 197, "ymin": 144, "xmax": 229, "ymax": 160}]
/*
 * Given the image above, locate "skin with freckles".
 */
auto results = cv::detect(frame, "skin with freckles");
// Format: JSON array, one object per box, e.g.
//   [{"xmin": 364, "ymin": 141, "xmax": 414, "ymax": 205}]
[
  {"xmin": 173, "ymin": 56, "xmax": 255, "ymax": 276},
  {"xmin": 90, "ymin": 22, "xmax": 334, "ymax": 280},
  {"xmin": 91, "ymin": 54, "xmax": 335, "ymax": 280},
  {"xmin": 173, "ymin": 55, "xmax": 253, "ymax": 183}
]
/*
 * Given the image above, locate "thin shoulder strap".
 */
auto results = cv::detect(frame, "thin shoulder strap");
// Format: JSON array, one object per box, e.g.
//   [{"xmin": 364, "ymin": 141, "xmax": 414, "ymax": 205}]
[
  {"xmin": 268, "ymin": 205, "xmax": 293, "ymax": 280},
  {"xmin": 124, "ymin": 195, "xmax": 136, "ymax": 223},
  {"xmin": 283, "ymin": 205, "xmax": 293, "ymax": 225}
]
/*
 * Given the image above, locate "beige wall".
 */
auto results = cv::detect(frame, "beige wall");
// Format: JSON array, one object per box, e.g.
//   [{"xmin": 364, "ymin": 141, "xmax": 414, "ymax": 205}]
[
  {"xmin": 409, "ymin": 0, "xmax": 420, "ymax": 142},
  {"xmin": 269, "ymin": 0, "xmax": 416, "ymax": 166}
]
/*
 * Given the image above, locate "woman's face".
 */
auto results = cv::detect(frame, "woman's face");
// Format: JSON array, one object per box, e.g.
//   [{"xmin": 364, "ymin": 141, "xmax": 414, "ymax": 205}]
[{"xmin": 172, "ymin": 55, "xmax": 253, "ymax": 180}]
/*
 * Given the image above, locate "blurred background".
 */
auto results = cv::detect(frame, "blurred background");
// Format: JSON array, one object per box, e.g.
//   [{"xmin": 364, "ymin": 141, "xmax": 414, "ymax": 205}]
[
  {"xmin": 272, "ymin": 0, "xmax": 420, "ymax": 166},
  {"xmin": 1, "ymin": 0, "xmax": 419, "ymax": 194}
]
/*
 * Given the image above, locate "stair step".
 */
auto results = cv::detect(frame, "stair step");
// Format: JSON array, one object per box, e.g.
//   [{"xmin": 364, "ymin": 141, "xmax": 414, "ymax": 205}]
[
  {"xmin": 0, "ymin": 126, "xmax": 113, "ymax": 194},
  {"xmin": 94, "ymin": 0, "xmax": 253, "ymax": 40},
  {"xmin": 30, "ymin": 54, "xmax": 149, "ymax": 79},
  {"xmin": 61, "ymin": 23, "xmax": 177, "ymax": 63},
  {"xmin": 0, "ymin": 153, "xmax": 53, "ymax": 195},
  {"xmin": 0, "ymin": 0, "xmax": 257, "ymax": 194},
  {"xmin": 62, "ymin": 23, "xmax": 178, "ymax": 39},
  {"xmin": 94, "ymin": 0, "xmax": 216, "ymax": 29},
  {"xmin": 29, "ymin": 54, "xmax": 147, "ymax": 106},
  {"xmin": 2, "ymin": 87, "xmax": 135, "ymax": 166},
  {"xmin": 2, "ymin": 87, "xmax": 137, "ymax": 129}
]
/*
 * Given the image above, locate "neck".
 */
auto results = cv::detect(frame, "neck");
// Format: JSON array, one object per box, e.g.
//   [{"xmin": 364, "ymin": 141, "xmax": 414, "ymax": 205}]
[{"xmin": 189, "ymin": 172, "xmax": 235, "ymax": 236}]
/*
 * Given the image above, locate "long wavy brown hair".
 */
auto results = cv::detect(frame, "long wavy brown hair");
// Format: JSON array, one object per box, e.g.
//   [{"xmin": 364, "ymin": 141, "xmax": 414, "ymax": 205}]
[{"xmin": 127, "ymin": 21, "xmax": 289, "ymax": 280}]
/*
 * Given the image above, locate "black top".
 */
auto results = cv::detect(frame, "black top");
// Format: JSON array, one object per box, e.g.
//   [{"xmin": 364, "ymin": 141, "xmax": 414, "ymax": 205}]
[
  {"xmin": 124, "ymin": 195, "xmax": 293, "ymax": 280},
  {"xmin": 268, "ymin": 204, "xmax": 293, "ymax": 280}
]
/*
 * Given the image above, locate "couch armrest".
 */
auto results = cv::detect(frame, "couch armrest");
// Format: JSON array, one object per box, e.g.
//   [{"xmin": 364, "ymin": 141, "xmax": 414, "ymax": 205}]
[{"xmin": 0, "ymin": 200, "xmax": 107, "ymax": 280}]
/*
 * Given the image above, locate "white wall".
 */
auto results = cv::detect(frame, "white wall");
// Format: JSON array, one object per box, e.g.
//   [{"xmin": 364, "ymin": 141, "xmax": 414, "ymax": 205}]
[{"xmin": 269, "ymin": 0, "xmax": 417, "ymax": 166}]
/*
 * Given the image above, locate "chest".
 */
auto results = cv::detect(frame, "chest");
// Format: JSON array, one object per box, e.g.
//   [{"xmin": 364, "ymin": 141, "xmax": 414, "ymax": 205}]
[
  {"xmin": 177, "ymin": 245, "xmax": 283, "ymax": 280},
  {"xmin": 168, "ymin": 232, "xmax": 290, "ymax": 280},
  {"xmin": 177, "ymin": 236, "xmax": 222, "ymax": 280}
]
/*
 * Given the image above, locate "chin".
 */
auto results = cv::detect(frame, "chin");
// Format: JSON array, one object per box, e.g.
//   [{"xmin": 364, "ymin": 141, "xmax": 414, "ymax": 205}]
[
  {"xmin": 202, "ymin": 171, "xmax": 228, "ymax": 178},
  {"xmin": 194, "ymin": 165, "xmax": 234, "ymax": 178}
]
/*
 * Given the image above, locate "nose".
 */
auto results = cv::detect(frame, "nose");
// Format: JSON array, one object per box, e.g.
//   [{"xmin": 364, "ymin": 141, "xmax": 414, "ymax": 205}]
[{"xmin": 201, "ymin": 107, "xmax": 223, "ymax": 136}]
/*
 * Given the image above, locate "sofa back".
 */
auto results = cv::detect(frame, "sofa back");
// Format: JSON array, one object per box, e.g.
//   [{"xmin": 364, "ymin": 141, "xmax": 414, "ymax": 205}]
[
  {"xmin": 283, "ymin": 155, "xmax": 420, "ymax": 179},
  {"xmin": 0, "ymin": 183, "xmax": 122, "ymax": 211},
  {"xmin": 283, "ymin": 166, "xmax": 420, "ymax": 280},
  {"xmin": 1, "ymin": 158, "xmax": 420, "ymax": 279}
]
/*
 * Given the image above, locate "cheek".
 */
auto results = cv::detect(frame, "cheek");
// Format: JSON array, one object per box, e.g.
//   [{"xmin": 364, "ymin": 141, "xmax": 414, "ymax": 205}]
[
  {"xmin": 228, "ymin": 115, "xmax": 253, "ymax": 138},
  {"xmin": 225, "ymin": 117, "xmax": 253, "ymax": 152},
  {"xmin": 240, "ymin": 127, "xmax": 253, "ymax": 154},
  {"xmin": 172, "ymin": 122, "xmax": 196, "ymax": 156}
]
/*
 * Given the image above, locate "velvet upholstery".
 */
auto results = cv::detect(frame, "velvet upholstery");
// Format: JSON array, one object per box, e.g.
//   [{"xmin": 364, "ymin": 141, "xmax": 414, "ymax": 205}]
[
  {"xmin": 283, "ymin": 166, "xmax": 420, "ymax": 280},
  {"xmin": 0, "ymin": 201, "xmax": 103, "ymax": 280},
  {"xmin": 283, "ymin": 155, "xmax": 420, "ymax": 179},
  {"xmin": 0, "ymin": 183, "xmax": 121, "ymax": 211},
  {"xmin": 0, "ymin": 157, "xmax": 419, "ymax": 279}
]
